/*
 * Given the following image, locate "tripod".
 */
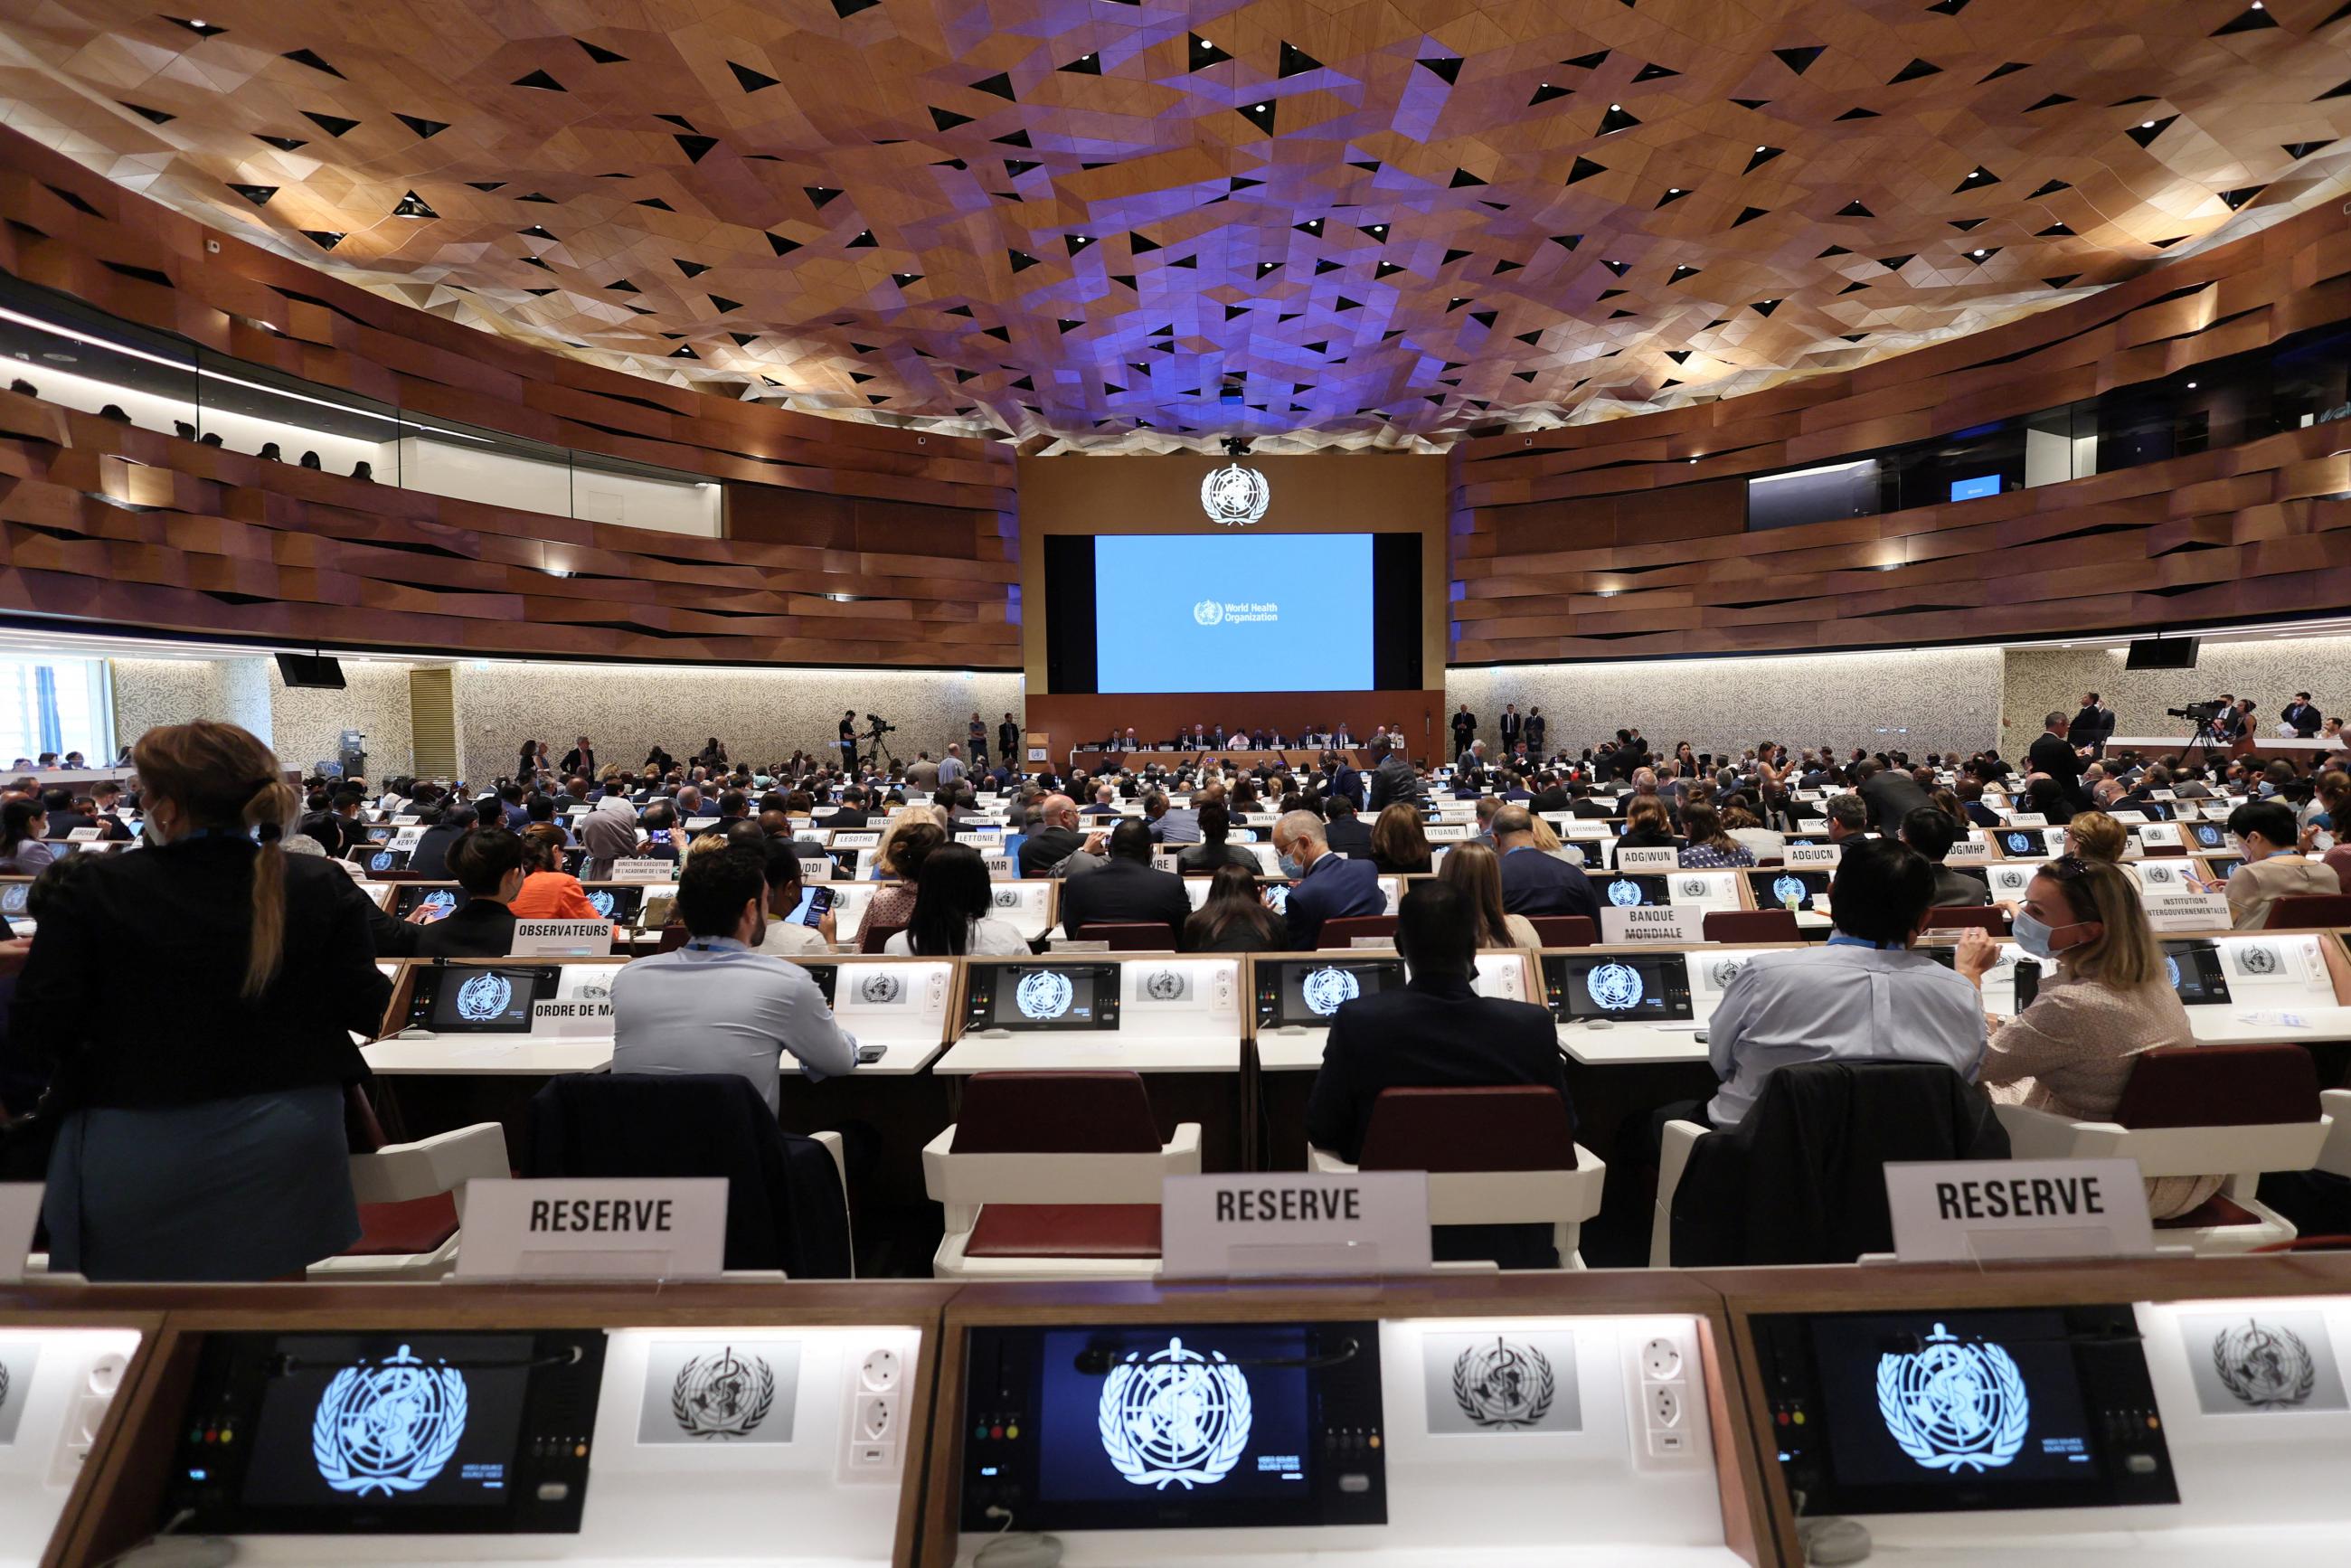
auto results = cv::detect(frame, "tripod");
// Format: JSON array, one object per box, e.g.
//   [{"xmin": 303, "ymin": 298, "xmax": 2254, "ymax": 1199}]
[
  {"xmin": 858, "ymin": 725, "xmax": 899, "ymax": 773},
  {"xmin": 2177, "ymin": 716, "xmax": 2228, "ymax": 775}
]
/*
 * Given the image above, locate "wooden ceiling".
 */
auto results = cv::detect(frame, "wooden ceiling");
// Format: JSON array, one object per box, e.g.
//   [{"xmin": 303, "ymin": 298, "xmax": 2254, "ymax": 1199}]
[{"xmin": 3, "ymin": 1, "xmax": 2349, "ymax": 451}]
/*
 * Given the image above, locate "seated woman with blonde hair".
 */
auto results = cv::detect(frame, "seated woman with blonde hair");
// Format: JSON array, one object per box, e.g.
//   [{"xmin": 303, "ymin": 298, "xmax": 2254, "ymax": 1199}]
[
  {"xmin": 1436, "ymin": 842, "xmax": 1541, "ymax": 949},
  {"xmin": 2062, "ymin": 809, "xmax": 2127, "ymax": 864},
  {"xmin": 1951, "ymin": 855, "xmax": 2217, "ymax": 1219}
]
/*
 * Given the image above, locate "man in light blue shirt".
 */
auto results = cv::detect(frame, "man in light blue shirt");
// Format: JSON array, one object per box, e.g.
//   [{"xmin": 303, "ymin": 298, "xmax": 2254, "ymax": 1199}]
[
  {"xmin": 612, "ymin": 841, "xmax": 858, "ymax": 1115},
  {"xmin": 937, "ymin": 743, "xmax": 968, "ymax": 790},
  {"xmin": 1704, "ymin": 837, "xmax": 1985, "ymax": 1129}
]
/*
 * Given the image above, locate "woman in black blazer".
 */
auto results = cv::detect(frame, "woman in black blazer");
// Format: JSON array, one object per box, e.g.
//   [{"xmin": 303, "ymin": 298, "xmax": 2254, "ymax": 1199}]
[{"xmin": 3, "ymin": 722, "xmax": 392, "ymax": 1280}]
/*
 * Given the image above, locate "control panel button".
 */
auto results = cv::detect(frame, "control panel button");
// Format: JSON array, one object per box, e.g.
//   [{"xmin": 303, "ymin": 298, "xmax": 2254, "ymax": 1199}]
[
  {"xmin": 536, "ymin": 1482, "xmax": 571, "ymax": 1502},
  {"xmin": 1338, "ymin": 1473, "xmax": 1371, "ymax": 1493},
  {"xmin": 2125, "ymin": 1453, "xmax": 2158, "ymax": 1475}
]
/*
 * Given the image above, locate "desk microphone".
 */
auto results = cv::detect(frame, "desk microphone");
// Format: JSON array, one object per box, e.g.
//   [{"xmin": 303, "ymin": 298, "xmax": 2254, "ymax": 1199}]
[{"xmin": 2013, "ymin": 957, "xmax": 2042, "ymax": 1011}]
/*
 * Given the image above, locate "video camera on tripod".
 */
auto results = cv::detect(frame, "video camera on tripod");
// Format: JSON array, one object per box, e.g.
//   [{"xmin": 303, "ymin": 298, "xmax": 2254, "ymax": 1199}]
[
  {"xmin": 2167, "ymin": 700, "xmax": 2225, "ymax": 723},
  {"xmin": 864, "ymin": 713, "xmax": 895, "ymax": 736}
]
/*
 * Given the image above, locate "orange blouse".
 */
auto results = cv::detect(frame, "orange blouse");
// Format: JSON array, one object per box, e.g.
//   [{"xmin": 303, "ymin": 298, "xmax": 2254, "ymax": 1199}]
[{"xmin": 511, "ymin": 871, "xmax": 601, "ymax": 921}]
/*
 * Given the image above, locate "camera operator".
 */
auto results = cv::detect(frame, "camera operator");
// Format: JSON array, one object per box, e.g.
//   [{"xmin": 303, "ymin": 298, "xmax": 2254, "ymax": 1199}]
[{"xmin": 837, "ymin": 709, "xmax": 858, "ymax": 774}]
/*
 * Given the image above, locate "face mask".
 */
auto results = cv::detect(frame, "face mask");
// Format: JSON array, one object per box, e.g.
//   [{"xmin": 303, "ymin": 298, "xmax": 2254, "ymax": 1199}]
[
  {"xmin": 1278, "ymin": 852, "xmax": 1303, "ymax": 878},
  {"xmin": 143, "ymin": 812, "xmax": 170, "ymax": 846},
  {"xmin": 2010, "ymin": 910, "xmax": 2059, "ymax": 960}
]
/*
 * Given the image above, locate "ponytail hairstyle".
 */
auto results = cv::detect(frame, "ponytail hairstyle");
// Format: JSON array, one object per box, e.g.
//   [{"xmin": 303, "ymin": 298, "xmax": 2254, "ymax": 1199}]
[{"xmin": 134, "ymin": 722, "xmax": 297, "ymax": 997}]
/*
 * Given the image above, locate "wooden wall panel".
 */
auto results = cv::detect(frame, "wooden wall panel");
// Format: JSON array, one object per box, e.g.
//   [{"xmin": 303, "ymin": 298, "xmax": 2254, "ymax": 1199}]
[
  {"xmin": 0, "ymin": 126, "xmax": 1018, "ymax": 667},
  {"xmin": 1454, "ymin": 199, "xmax": 2351, "ymax": 665}
]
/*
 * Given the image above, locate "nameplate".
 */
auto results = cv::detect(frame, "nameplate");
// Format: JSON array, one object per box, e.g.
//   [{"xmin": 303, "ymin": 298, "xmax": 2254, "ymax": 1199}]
[
  {"xmin": 1942, "ymin": 839, "xmax": 1990, "ymax": 864},
  {"xmin": 831, "ymin": 831, "xmax": 881, "ymax": 848},
  {"xmin": 2143, "ymin": 890, "xmax": 2233, "ymax": 932},
  {"xmin": 510, "ymin": 920, "xmax": 613, "ymax": 957},
  {"xmin": 1616, "ymin": 846, "xmax": 1678, "ymax": 872},
  {"xmin": 609, "ymin": 858, "xmax": 671, "ymax": 883},
  {"xmin": 531, "ymin": 997, "xmax": 614, "ymax": 1035},
  {"xmin": 955, "ymin": 832, "xmax": 996, "ymax": 846},
  {"xmin": 1785, "ymin": 842, "xmax": 1841, "ymax": 868},
  {"xmin": 0, "ymin": 1184, "xmax": 39, "ymax": 1283},
  {"xmin": 2108, "ymin": 809, "xmax": 2148, "ymax": 824},
  {"xmin": 1600, "ymin": 905, "xmax": 1706, "ymax": 944},
  {"xmin": 1161, "ymin": 1171, "xmax": 1432, "ymax": 1280},
  {"xmin": 1349, "ymin": 935, "xmax": 1397, "ymax": 949},
  {"xmin": 1885, "ymin": 1158, "xmax": 2152, "ymax": 1262},
  {"xmin": 684, "ymin": 817, "xmax": 719, "ymax": 833},
  {"xmin": 2151, "ymin": 789, "xmax": 2176, "ymax": 801},
  {"xmin": 566, "ymin": 803, "xmax": 592, "ymax": 817},
  {"xmin": 1046, "ymin": 940, "xmax": 1109, "ymax": 952},
  {"xmin": 391, "ymin": 814, "xmax": 420, "ymax": 826},
  {"xmin": 2006, "ymin": 812, "xmax": 2049, "ymax": 827},
  {"xmin": 67, "ymin": 826, "xmax": 100, "ymax": 842},
  {"xmin": 1424, "ymin": 823, "xmax": 1473, "ymax": 842},
  {"xmin": 455, "ymin": 1177, "xmax": 727, "ymax": 1280}
]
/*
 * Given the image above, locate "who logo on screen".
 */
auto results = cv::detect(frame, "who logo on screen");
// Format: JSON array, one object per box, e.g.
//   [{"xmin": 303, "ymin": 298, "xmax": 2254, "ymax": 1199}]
[
  {"xmin": 1200, "ymin": 461, "xmax": 1270, "ymax": 527},
  {"xmin": 1192, "ymin": 599, "xmax": 1225, "ymax": 627}
]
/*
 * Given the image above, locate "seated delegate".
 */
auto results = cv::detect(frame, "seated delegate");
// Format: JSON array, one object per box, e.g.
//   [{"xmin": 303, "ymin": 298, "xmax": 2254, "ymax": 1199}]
[
  {"xmin": 1951, "ymin": 856, "xmax": 2218, "ymax": 1219},
  {"xmin": 1304, "ymin": 883, "xmax": 1572, "ymax": 1266},
  {"xmin": 409, "ymin": 827, "xmax": 525, "ymax": 959},
  {"xmin": 1704, "ymin": 838, "xmax": 1987, "ymax": 1129},
  {"xmin": 885, "ymin": 843, "xmax": 1031, "ymax": 956},
  {"xmin": 610, "ymin": 840, "xmax": 858, "ymax": 1114},
  {"xmin": 1273, "ymin": 810, "xmax": 1384, "ymax": 949},
  {"xmin": 1057, "ymin": 819, "xmax": 1189, "ymax": 940}
]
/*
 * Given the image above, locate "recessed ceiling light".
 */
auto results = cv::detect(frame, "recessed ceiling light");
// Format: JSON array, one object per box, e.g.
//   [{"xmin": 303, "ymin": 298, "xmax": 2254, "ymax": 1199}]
[
  {"xmin": 1668, "ymin": 187, "xmax": 1681, "ymax": 194},
  {"xmin": 1755, "ymin": 145, "xmax": 1767, "ymax": 152},
  {"xmin": 1972, "ymin": 248, "xmax": 1987, "ymax": 256},
  {"xmin": 1610, "ymin": 103, "xmax": 1621, "ymax": 111},
  {"xmin": 1255, "ymin": 103, "xmax": 1267, "ymax": 111},
  {"xmin": 2141, "ymin": 120, "xmax": 2156, "ymax": 128},
  {"xmin": 2186, "ymin": 381, "xmax": 2197, "ymax": 389}
]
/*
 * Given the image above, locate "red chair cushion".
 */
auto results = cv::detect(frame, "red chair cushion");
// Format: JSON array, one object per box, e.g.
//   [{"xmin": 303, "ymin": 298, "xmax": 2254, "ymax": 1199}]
[
  {"xmin": 1075, "ymin": 922, "xmax": 1180, "ymax": 951},
  {"xmin": 1317, "ymin": 915, "xmax": 1397, "ymax": 949},
  {"xmin": 1529, "ymin": 915, "xmax": 1596, "ymax": 948},
  {"xmin": 1921, "ymin": 906, "xmax": 2006, "ymax": 933},
  {"xmin": 2266, "ymin": 893, "xmax": 2351, "ymax": 930},
  {"xmin": 2154, "ymin": 1191, "xmax": 2260, "ymax": 1230},
  {"xmin": 2114, "ymin": 1044, "xmax": 2320, "ymax": 1129},
  {"xmin": 1703, "ymin": 909, "xmax": 1800, "ymax": 943},
  {"xmin": 965, "ymin": 1204, "xmax": 1162, "ymax": 1259},
  {"xmin": 858, "ymin": 921, "xmax": 906, "ymax": 954},
  {"xmin": 1358, "ymin": 1087, "xmax": 1577, "ymax": 1172},
  {"xmin": 951, "ymin": 1071, "xmax": 1162, "ymax": 1154},
  {"xmin": 346, "ymin": 1194, "xmax": 458, "ymax": 1257}
]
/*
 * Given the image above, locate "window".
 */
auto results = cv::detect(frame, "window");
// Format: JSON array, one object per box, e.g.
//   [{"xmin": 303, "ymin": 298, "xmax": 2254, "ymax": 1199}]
[{"xmin": 0, "ymin": 659, "xmax": 113, "ymax": 767}]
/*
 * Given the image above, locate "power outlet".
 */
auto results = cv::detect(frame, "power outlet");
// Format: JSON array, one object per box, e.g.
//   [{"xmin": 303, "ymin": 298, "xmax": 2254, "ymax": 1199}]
[
  {"xmin": 1628, "ymin": 1322, "xmax": 1707, "ymax": 1472},
  {"xmin": 837, "ymin": 1343, "xmax": 910, "ymax": 1485}
]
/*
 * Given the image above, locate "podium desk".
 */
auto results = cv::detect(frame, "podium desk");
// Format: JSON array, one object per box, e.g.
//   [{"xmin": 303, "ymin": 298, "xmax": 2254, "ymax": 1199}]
[
  {"xmin": 37, "ymin": 1280, "xmax": 953, "ymax": 1568},
  {"xmin": 0, "ymin": 1299, "xmax": 159, "ymax": 1568},
  {"xmin": 932, "ymin": 956, "xmax": 1251, "ymax": 1171},
  {"xmin": 921, "ymin": 1274, "xmax": 1775, "ymax": 1568},
  {"xmin": 1711, "ymin": 1253, "xmax": 2351, "ymax": 1568}
]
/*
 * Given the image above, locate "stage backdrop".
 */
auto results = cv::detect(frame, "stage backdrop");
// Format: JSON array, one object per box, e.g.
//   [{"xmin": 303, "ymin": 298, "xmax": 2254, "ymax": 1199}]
[{"xmin": 1017, "ymin": 452, "xmax": 1449, "ymax": 764}]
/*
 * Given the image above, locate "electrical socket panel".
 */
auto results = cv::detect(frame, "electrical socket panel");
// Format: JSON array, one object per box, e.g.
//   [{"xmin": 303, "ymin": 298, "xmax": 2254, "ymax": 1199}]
[
  {"xmin": 1626, "ymin": 1320, "xmax": 1708, "ymax": 1473},
  {"xmin": 837, "ymin": 1341, "xmax": 908, "ymax": 1485}
]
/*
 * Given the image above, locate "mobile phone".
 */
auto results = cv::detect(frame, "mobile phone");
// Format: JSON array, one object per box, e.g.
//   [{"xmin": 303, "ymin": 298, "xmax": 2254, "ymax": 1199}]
[{"xmin": 792, "ymin": 884, "xmax": 836, "ymax": 927}]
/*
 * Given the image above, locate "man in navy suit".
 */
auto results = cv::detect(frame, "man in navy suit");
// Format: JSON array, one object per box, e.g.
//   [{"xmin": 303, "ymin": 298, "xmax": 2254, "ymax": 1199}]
[
  {"xmin": 1327, "ymin": 751, "xmax": 1364, "ymax": 809},
  {"xmin": 1323, "ymin": 796, "xmax": 1374, "ymax": 857},
  {"xmin": 1273, "ymin": 809, "xmax": 1384, "ymax": 949},
  {"xmin": 1305, "ymin": 882, "xmax": 1573, "ymax": 1267},
  {"xmin": 1492, "ymin": 805, "xmax": 1600, "ymax": 920}
]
